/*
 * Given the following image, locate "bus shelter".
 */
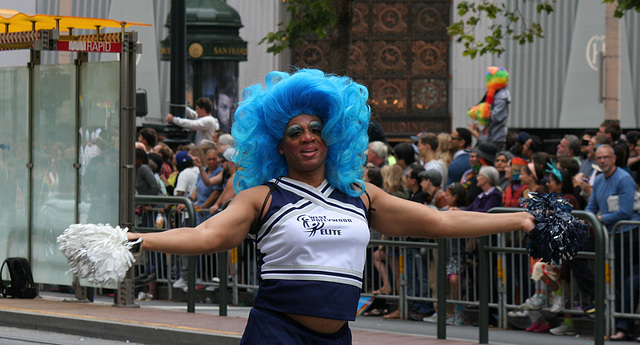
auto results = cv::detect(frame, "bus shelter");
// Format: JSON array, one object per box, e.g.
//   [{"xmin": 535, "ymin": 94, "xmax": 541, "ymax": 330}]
[{"xmin": 0, "ymin": 9, "xmax": 148, "ymax": 303}]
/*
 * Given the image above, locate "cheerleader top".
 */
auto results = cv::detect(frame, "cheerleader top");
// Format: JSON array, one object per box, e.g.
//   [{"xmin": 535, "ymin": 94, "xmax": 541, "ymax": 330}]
[{"xmin": 249, "ymin": 177, "xmax": 370, "ymax": 321}]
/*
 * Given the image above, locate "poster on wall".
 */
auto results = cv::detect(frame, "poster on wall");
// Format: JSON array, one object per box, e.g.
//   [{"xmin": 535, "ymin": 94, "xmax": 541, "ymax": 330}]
[{"xmin": 188, "ymin": 61, "xmax": 238, "ymax": 134}]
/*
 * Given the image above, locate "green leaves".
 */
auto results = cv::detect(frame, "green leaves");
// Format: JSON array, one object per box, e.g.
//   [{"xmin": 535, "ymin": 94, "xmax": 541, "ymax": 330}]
[
  {"xmin": 603, "ymin": 0, "xmax": 640, "ymax": 18},
  {"xmin": 447, "ymin": 0, "xmax": 555, "ymax": 59},
  {"xmin": 449, "ymin": 0, "xmax": 640, "ymax": 58},
  {"xmin": 260, "ymin": 0, "xmax": 338, "ymax": 55}
]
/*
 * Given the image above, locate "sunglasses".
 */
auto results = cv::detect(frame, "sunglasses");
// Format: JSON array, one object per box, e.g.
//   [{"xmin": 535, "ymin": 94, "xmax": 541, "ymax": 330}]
[{"xmin": 581, "ymin": 140, "xmax": 590, "ymax": 146}]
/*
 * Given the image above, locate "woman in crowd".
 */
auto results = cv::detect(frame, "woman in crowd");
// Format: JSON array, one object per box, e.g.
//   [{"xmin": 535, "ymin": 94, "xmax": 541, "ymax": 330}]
[
  {"xmin": 494, "ymin": 151, "xmax": 513, "ymax": 193},
  {"xmin": 127, "ymin": 69, "xmax": 534, "ymax": 344},
  {"xmin": 502, "ymin": 157, "xmax": 528, "ymax": 207},
  {"xmin": 520, "ymin": 162, "xmax": 547, "ymax": 198},
  {"xmin": 442, "ymin": 182, "xmax": 469, "ymax": 325},
  {"xmin": 381, "ymin": 164, "xmax": 409, "ymax": 199},
  {"xmin": 442, "ymin": 182, "xmax": 467, "ymax": 211},
  {"xmin": 436, "ymin": 132, "xmax": 452, "ymax": 184},
  {"xmin": 464, "ymin": 166, "xmax": 502, "ymax": 212}
]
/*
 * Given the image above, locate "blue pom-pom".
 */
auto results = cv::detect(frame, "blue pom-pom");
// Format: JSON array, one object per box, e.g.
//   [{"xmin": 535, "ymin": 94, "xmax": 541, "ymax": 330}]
[{"xmin": 519, "ymin": 193, "xmax": 588, "ymax": 264}]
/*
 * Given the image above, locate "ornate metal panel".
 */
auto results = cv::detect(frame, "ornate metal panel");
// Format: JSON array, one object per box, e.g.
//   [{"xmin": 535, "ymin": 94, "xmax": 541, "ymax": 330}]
[
  {"xmin": 412, "ymin": 40, "xmax": 448, "ymax": 76},
  {"xmin": 372, "ymin": 3, "xmax": 408, "ymax": 37},
  {"xmin": 292, "ymin": 0, "xmax": 451, "ymax": 140},
  {"xmin": 372, "ymin": 41, "xmax": 408, "ymax": 74},
  {"xmin": 297, "ymin": 41, "xmax": 330, "ymax": 72}
]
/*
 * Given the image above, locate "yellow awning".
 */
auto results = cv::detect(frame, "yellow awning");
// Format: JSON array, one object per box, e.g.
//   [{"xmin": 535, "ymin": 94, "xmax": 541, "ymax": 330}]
[{"xmin": 0, "ymin": 9, "xmax": 151, "ymax": 33}]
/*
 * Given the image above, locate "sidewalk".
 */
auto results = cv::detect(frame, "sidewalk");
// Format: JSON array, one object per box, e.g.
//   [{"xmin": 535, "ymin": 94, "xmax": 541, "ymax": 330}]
[{"xmin": 0, "ymin": 292, "xmax": 480, "ymax": 345}]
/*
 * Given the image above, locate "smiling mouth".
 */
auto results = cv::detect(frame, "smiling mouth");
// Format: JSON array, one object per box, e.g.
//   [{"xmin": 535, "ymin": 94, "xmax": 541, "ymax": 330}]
[{"xmin": 301, "ymin": 148, "xmax": 318, "ymax": 157}]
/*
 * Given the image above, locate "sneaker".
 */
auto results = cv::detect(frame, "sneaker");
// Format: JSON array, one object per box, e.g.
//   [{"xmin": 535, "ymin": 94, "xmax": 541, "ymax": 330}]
[
  {"xmin": 172, "ymin": 277, "xmax": 187, "ymax": 289},
  {"xmin": 137, "ymin": 292, "xmax": 153, "ymax": 300},
  {"xmin": 534, "ymin": 322, "xmax": 552, "ymax": 333},
  {"xmin": 584, "ymin": 305, "xmax": 595, "ymax": 314},
  {"xmin": 583, "ymin": 302, "xmax": 596, "ymax": 319},
  {"xmin": 206, "ymin": 277, "xmax": 220, "ymax": 291},
  {"xmin": 423, "ymin": 313, "xmax": 438, "ymax": 323},
  {"xmin": 522, "ymin": 295, "xmax": 535, "ymax": 308},
  {"xmin": 550, "ymin": 294, "xmax": 564, "ymax": 313},
  {"xmin": 550, "ymin": 323, "xmax": 576, "ymax": 336},
  {"xmin": 450, "ymin": 312, "xmax": 467, "ymax": 325},
  {"xmin": 507, "ymin": 309, "xmax": 529, "ymax": 317},
  {"xmin": 525, "ymin": 321, "xmax": 541, "ymax": 332},
  {"xmin": 524, "ymin": 294, "xmax": 545, "ymax": 310}
]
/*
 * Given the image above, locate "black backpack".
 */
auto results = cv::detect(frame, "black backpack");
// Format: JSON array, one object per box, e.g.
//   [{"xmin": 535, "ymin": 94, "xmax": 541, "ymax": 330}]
[{"xmin": 0, "ymin": 257, "xmax": 38, "ymax": 299}]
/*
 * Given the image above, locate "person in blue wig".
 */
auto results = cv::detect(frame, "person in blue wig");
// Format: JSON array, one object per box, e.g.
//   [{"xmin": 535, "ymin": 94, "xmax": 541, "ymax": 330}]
[{"xmin": 128, "ymin": 69, "xmax": 535, "ymax": 344}]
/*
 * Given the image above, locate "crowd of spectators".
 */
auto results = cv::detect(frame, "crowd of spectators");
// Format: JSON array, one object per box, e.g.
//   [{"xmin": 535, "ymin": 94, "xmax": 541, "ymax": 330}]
[{"xmin": 362, "ymin": 119, "xmax": 640, "ymax": 339}]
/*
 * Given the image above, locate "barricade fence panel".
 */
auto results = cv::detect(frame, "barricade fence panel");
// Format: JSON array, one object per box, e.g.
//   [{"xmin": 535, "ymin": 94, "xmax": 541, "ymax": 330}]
[
  {"xmin": 130, "ymin": 202, "xmax": 622, "ymax": 343},
  {"xmin": 134, "ymin": 216, "xmax": 596, "ymax": 317},
  {"xmin": 610, "ymin": 221, "xmax": 640, "ymax": 336}
]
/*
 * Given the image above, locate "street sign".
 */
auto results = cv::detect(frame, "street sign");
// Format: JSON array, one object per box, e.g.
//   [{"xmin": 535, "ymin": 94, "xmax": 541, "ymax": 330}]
[{"xmin": 57, "ymin": 40, "xmax": 121, "ymax": 53}]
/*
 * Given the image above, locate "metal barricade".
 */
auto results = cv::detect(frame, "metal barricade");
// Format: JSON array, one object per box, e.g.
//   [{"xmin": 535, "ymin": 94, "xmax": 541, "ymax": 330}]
[
  {"xmin": 132, "ymin": 195, "xmax": 198, "ymax": 312},
  {"xmin": 486, "ymin": 208, "xmax": 607, "ymax": 345},
  {"xmin": 125, "ymin": 199, "xmax": 614, "ymax": 345},
  {"xmin": 609, "ymin": 220, "xmax": 640, "ymax": 339}
]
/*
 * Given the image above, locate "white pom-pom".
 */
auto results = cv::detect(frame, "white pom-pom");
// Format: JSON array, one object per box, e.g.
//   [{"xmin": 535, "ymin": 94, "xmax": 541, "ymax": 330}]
[{"xmin": 57, "ymin": 223, "xmax": 138, "ymax": 285}]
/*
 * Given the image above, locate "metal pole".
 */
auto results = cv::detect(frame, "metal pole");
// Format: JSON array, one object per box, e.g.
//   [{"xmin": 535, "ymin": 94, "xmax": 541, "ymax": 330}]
[
  {"xmin": 27, "ymin": 45, "xmax": 40, "ymax": 265},
  {"xmin": 478, "ymin": 235, "xmax": 489, "ymax": 344},
  {"xmin": 186, "ymin": 199, "xmax": 197, "ymax": 313},
  {"xmin": 436, "ymin": 238, "xmax": 447, "ymax": 339},
  {"xmin": 218, "ymin": 252, "xmax": 228, "ymax": 316},
  {"xmin": 74, "ymin": 52, "xmax": 91, "ymax": 302},
  {"xmin": 115, "ymin": 31, "xmax": 139, "ymax": 308},
  {"xmin": 164, "ymin": 0, "xmax": 190, "ymax": 149},
  {"xmin": 171, "ymin": 0, "xmax": 186, "ymax": 117}
]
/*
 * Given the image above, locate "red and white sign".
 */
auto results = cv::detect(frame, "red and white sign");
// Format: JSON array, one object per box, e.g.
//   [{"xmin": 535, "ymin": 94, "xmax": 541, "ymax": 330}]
[{"xmin": 57, "ymin": 40, "xmax": 122, "ymax": 53}]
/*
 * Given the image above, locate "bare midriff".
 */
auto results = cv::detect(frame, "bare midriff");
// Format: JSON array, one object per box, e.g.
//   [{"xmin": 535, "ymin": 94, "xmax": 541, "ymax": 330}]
[{"xmin": 285, "ymin": 313, "xmax": 347, "ymax": 334}]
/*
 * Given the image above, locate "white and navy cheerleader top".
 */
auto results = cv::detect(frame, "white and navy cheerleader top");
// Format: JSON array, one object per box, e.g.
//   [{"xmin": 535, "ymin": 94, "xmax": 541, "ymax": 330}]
[{"xmin": 249, "ymin": 177, "xmax": 370, "ymax": 321}]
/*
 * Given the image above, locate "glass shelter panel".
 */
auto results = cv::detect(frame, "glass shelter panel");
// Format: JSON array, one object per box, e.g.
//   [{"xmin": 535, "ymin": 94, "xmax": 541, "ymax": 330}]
[
  {"xmin": 0, "ymin": 67, "xmax": 29, "ymax": 261},
  {"xmin": 79, "ymin": 62, "xmax": 120, "ymax": 227},
  {"xmin": 32, "ymin": 64, "xmax": 77, "ymax": 285}
]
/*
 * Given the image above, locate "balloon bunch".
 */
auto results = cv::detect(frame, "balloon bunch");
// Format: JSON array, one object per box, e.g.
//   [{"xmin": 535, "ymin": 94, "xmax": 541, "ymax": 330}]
[
  {"xmin": 57, "ymin": 223, "xmax": 141, "ymax": 285},
  {"xmin": 520, "ymin": 193, "xmax": 588, "ymax": 263}
]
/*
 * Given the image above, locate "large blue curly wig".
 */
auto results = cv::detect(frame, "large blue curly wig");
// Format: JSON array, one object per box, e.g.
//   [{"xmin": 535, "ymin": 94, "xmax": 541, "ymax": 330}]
[{"xmin": 231, "ymin": 69, "xmax": 371, "ymax": 197}]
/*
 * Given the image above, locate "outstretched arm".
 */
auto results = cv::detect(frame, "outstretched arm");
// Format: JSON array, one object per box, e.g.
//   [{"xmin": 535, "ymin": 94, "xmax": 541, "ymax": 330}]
[
  {"xmin": 128, "ymin": 185, "xmax": 268, "ymax": 255},
  {"xmin": 365, "ymin": 183, "xmax": 534, "ymax": 238}
]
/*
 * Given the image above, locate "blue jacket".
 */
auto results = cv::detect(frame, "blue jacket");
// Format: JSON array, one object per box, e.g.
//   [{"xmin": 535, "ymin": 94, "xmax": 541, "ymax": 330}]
[{"xmin": 447, "ymin": 151, "xmax": 470, "ymax": 187}]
